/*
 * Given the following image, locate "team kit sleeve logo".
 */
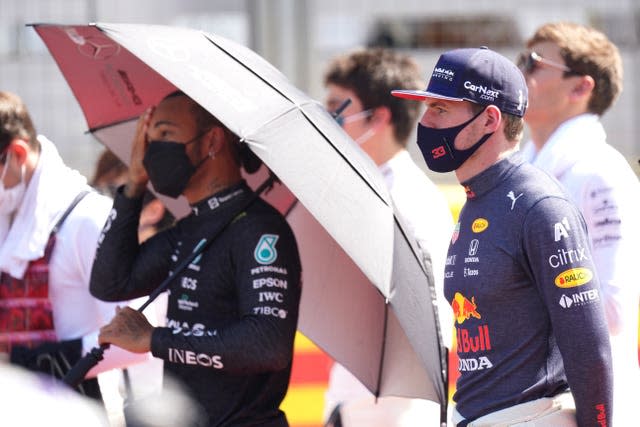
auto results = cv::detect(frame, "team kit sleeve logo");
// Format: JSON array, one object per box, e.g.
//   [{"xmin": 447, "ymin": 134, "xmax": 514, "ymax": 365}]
[{"xmin": 254, "ymin": 234, "xmax": 279, "ymax": 265}]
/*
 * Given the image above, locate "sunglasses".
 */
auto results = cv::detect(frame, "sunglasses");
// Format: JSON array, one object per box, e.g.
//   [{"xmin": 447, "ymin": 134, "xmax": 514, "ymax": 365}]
[{"xmin": 517, "ymin": 51, "xmax": 580, "ymax": 76}]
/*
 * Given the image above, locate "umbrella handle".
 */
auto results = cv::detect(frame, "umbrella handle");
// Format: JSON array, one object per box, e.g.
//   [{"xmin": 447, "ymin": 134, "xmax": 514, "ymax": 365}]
[{"xmin": 62, "ymin": 343, "xmax": 109, "ymax": 387}]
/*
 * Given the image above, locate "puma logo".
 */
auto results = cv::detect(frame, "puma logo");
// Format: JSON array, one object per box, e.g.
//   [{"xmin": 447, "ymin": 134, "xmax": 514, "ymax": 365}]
[{"xmin": 507, "ymin": 191, "xmax": 523, "ymax": 210}]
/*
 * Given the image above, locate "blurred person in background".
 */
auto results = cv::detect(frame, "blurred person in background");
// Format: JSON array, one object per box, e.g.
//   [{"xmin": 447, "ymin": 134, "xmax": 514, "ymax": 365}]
[
  {"xmin": 519, "ymin": 22, "xmax": 640, "ymax": 425},
  {"xmin": 0, "ymin": 91, "xmax": 152, "ymax": 405},
  {"xmin": 322, "ymin": 47, "xmax": 454, "ymax": 427},
  {"xmin": 0, "ymin": 361, "xmax": 109, "ymax": 426},
  {"xmin": 91, "ymin": 148, "xmax": 175, "ymax": 426},
  {"xmin": 91, "ymin": 149, "xmax": 128, "ymax": 199},
  {"xmin": 91, "ymin": 149, "xmax": 175, "ymax": 243}
]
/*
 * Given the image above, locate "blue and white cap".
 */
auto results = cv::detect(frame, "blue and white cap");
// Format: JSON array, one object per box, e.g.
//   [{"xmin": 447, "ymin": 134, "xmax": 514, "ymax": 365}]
[{"xmin": 392, "ymin": 47, "xmax": 528, "ymax": 117}]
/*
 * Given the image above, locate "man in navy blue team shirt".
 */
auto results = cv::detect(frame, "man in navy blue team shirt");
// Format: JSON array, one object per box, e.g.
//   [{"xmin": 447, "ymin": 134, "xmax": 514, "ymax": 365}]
[{"xmin": 393, "ymin": 47, "xmax": 612, "ymax": 426}]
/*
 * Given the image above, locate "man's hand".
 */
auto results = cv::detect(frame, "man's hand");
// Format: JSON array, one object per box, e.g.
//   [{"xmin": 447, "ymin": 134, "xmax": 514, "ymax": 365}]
[
  {"xmin": 99, "ymin": 306, "xmax": 153, "ymax": 353},
  {"xmin": 125, "ymin": 107, "xmax": 154, "ymax": 198}
]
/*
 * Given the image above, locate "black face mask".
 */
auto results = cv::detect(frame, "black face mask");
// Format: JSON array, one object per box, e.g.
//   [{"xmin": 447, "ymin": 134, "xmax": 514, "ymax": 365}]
[
  {"xmin": 416, "ymin": 108, "xmax": 493, "ymax": 173},
  {"xmin": 143, "ymin": 133, "xmax": 209, "ymax": 198}
]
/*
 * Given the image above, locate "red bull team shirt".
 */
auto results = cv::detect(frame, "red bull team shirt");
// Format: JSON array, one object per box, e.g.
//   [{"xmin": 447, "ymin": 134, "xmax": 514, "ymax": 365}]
[{"xmin": 444, "ymin": 153, "xmax": 612, "ymax": 427}]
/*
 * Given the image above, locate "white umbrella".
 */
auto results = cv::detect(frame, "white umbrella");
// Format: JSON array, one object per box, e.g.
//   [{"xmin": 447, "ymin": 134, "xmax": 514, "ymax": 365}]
[{"xmin": 32, "ymin": 22, "xmax": 448, "ymax": 411}]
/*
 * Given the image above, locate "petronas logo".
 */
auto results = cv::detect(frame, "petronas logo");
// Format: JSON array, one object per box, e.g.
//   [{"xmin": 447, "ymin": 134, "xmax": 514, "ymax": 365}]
[{"xmin": 254, "ymin": 234, "xmax": 279, "ymax": 265}]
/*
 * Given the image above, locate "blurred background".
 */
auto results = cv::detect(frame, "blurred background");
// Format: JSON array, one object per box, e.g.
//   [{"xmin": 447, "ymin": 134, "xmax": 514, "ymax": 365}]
[
  {"xmin": 2, "ymin": 1, "xmax": 638, "ymax": 426},
  {"xmin": 2, "ymin": 0, "xmax": 638, "ymax": 183}
]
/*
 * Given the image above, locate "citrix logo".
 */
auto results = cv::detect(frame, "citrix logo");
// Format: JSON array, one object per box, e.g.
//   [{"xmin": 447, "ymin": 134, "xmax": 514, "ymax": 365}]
[{"xmin": 548, "ymin": 246, "xmax": 588, "ymax": 268}]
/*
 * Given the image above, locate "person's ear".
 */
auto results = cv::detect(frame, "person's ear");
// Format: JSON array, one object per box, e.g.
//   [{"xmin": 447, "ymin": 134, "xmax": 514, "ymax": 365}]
[
  {"xmin": 569, "ymin": 75, "xmax": 595, "ymax": 101},
  {"xmin": 370, "ymin": 106, "xmax": 391, "ymax": 128},
  {"xmin": 206, "ymin": 127, "xmax": 226, "ymax": 158},
  {"xmin": 483, "ymin": 106, "xmax": 501, "ymax": 134},
  {"xmin": 7, "ymin": 139, "xmax": 29, "ymax": 165}
]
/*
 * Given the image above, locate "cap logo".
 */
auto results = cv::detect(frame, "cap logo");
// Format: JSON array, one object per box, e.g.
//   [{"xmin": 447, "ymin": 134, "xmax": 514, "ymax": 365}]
[
  {"xmin": 464, "ymin": 81, "xmax": 500, "ymax": 101},
  {"xmin": 433, "ymin": 67, "xmax": 455, "ymax": 81}
]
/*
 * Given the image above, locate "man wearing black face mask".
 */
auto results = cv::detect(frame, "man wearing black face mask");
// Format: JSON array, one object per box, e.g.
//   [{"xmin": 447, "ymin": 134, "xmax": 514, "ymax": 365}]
[
  {"xmin": 392, "ymin": 48, "xmax": 613, "ymax": 426},
  {"xmin": 90, "ymin": 91, "xmax": 302, "ymax": 426}
]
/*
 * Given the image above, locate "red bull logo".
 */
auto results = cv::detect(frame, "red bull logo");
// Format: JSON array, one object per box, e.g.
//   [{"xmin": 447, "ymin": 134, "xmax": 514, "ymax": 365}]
[
  {"xmin": 452, "ymin": 292, "xmax": 481, "ymax": 324},
  {"xmin": 457, "ymin": 325, "xmax": 492, "ymax": 354}
]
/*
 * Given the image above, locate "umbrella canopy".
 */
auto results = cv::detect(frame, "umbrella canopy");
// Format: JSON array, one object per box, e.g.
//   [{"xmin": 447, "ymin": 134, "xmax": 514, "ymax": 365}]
[{"xmin": 32, "ymin": 23, "xmax": 447, "ymax": 405}]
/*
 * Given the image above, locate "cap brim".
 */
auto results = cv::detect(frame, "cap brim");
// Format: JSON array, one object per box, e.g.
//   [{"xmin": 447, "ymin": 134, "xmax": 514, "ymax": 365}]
[{"xmin": 391, "ymin": 89, "xmax": 464, "ymax": 102}]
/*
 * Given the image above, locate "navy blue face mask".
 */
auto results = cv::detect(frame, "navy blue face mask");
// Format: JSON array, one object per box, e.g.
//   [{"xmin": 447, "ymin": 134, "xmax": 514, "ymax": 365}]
[{"xmin": 416, "ymin": 108, "xmax": 493, "ymax": 173}]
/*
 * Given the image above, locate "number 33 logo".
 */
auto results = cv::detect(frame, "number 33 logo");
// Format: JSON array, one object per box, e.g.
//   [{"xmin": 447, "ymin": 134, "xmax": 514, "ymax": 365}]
[{"xmin": 432, "ymin": 145, "xmax": 447, "ymax": 159}]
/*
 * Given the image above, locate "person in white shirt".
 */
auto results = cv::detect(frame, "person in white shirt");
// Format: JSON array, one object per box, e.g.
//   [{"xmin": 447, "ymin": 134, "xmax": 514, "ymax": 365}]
[
  {"xmin": 90, "ymin": 148, "xmax": 173, "ymax": 426},
  {"xmin": 0, "ymin": 91, "xmax": 152, "ymax": 408},
  {"xmin": 322, "ymin": 48, "xmax": 454, "ymax": 427},
  {"xmin": 518, "ymin": 22, "xmax": 640, "ymax": 425}
]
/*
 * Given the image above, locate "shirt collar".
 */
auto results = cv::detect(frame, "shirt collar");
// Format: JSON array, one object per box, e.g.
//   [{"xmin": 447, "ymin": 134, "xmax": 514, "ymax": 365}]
[
  {"xmin": 191, "ymin": 181, "xmax": 250, "ymax": 216},
  {"xmin": 462, "ymin": 152, "xmax": 523, "ymax": 200}
]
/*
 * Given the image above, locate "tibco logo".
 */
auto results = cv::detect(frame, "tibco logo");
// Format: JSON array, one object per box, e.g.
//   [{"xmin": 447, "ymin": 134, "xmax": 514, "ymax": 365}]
[{"xmin": 254, "ymin": 306, "xmax": 287, "ymax": 319}]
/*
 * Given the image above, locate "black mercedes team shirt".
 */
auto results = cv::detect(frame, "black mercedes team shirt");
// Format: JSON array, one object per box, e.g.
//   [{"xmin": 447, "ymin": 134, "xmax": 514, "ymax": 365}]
[
  {"xmin": 90, "ymin": 181, "xmax": 302, "ymax": 427},
  {"xmin": 444, "ymin": 154, "xmax": 612, "ymax": 426}
]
